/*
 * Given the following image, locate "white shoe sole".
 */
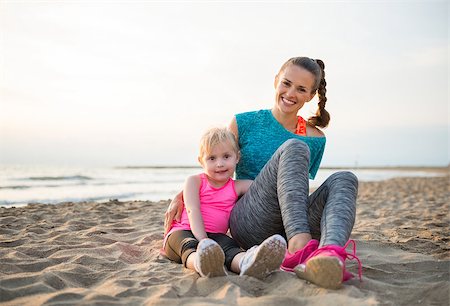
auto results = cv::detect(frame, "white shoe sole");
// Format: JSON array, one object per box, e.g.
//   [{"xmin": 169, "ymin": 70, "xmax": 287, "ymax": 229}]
[
  {"xmin": 195, "ymin": 239, "xmax": 227, "ymax": 277},
  {"xmin": 294, "ymin": 256, "xmax": 343, "ymax": 289},
  {"xmin": 240, "ymin": 235, "xmax": 287, "ymax": 279}
]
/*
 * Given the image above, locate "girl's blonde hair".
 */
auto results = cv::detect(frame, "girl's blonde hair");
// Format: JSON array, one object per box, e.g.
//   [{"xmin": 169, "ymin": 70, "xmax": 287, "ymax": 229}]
[{"xmin": 199, "ymin": 127, "xmax": 239, "ymax": 159}]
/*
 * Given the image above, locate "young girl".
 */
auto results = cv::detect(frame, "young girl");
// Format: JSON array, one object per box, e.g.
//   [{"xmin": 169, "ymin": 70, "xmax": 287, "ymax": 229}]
[{"xmin": 163, "ymin": 127, "xmax": 286, "ymax": 278}]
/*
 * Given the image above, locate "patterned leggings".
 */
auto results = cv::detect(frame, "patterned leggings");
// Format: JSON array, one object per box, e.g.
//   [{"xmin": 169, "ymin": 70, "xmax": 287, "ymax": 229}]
[{"xmin": 229, "ymin": 139, "xmax": 358, "ymax": 250}]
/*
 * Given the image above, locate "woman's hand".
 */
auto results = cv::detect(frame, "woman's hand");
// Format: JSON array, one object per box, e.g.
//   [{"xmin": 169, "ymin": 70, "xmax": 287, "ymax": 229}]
[{"xmin": 164, "ymin": 191, "xmax": 184, "ymax": 235}]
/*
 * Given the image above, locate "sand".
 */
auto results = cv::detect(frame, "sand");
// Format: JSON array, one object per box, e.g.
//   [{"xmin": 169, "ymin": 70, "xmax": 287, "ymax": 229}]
[{"xmin": 0, "ymin": 175, "xmax": 449, "ymax": 305}]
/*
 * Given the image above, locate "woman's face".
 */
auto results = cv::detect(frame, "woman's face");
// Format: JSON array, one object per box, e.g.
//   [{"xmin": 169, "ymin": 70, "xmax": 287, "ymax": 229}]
[{"xmin": 273, "ymin": 64, "xmax": 316, "ymax": 116}]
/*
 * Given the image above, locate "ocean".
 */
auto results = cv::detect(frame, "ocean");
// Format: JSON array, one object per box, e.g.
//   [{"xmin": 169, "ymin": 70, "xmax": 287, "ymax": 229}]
[{"xmin": 0, "ymin": 165, "xmax": 446, "ymax": 207}]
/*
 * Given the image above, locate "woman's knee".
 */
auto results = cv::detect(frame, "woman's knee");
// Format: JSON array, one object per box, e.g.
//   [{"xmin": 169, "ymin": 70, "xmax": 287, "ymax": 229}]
[
  {"xmin": 280, "ymin": 138, "xmax": 310, "ymax": 158},
  {"xmin": 329, "ymin": 171, "xmax": 358, "ymax": 189}
]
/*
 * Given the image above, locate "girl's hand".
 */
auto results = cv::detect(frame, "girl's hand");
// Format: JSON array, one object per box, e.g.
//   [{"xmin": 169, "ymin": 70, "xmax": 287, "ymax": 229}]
[{"xmin": 164, "ymin": 192, "xmax": 184, "ymax": 235}]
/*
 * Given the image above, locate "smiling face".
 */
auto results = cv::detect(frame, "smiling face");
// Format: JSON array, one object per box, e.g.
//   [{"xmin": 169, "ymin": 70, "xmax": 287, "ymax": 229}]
[
  {"xmin": 273, "ymin": 64, "xmax": 316, "ymax": 116},
  {"xmin": 199, "ymin": 140, "xmax": 239, "ymax": 187}
]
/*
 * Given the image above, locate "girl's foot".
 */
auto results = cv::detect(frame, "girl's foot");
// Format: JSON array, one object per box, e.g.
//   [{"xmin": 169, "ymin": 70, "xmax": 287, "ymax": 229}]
[
  {"xmin": 294, "ymin": 240, "xmax": 362, "ymax": 289},
  {"xmin": 240, "ymin": 234, "xmax": 287, "ymax": 279},
  {"xmin": 194, "ymin": 238, "xmax": 227, "ymax": 277}
]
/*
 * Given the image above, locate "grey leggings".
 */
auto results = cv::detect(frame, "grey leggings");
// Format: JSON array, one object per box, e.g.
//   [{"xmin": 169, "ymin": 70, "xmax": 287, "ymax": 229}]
[{"xmin": 229, "ymin": 139, "xmax": 358, "ymax": 250}]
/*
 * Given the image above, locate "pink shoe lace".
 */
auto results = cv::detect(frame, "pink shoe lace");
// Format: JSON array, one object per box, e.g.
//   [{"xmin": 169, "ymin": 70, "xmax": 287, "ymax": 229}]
[
  {"xmin": 281, "ymin": 239, "xmax": 319, "ymax": 272},
  {"xmin": 304, "ymin": 239, "xmax": 363, "ymax": 282}
]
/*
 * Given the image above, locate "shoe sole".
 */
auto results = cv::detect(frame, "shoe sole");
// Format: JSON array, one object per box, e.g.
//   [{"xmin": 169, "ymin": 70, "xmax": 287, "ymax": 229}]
[
  {"xmin": 241, "ymin": 235, "xmax": 286, "ymax": 279},
  {"xmin": 294, "ymin": 256, "xmax": 343, "ymax": 289},
  {"xmin": 196, "ymin": 241, "xmax": 227, "ymax": 277}
]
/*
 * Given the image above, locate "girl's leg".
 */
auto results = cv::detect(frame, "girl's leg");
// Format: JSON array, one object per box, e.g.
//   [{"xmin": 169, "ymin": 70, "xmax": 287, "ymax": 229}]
[
  {"xmin": 229, "ymin": 138, "xmax": 311, "ymax": 250},
  {"xmin": 165, "ymin": 231, "xmax": 228, "ymax": 277},
  {"xmin": 203, "ymin": 233, "xmax": 287, "ymax": 279},
  {"xmin": 226, "ymin": 234, "xmax": 287, "ymax": 279},
  {"xmin": 307, "ymin": 171, "xmax": 358, "ymax": 247},
  {"xmin": 207, "ymin": 233, "xmax": 243, "ymax": 271},
  {"xmin": 165, "ymin": 230, "xmax": 198, "ymax": 267}
]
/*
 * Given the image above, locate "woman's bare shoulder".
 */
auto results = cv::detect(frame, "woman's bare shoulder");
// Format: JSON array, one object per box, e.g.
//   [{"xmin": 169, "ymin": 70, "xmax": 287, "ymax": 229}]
[{"xmin": 306, "ymin": 123, "xmax": 325, "ymax": 137}]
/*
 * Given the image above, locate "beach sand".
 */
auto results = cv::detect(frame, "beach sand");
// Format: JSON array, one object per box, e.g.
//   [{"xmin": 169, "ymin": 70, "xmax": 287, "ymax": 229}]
[{"xmin": 0, "ymin": 175, "xmax": 449, "ymax": 305}]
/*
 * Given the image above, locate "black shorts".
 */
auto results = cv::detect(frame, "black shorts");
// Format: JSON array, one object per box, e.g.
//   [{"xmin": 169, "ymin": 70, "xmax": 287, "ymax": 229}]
[{"xmin": 164, "ymin": 230, "xmax": 243, "ymax": 270}]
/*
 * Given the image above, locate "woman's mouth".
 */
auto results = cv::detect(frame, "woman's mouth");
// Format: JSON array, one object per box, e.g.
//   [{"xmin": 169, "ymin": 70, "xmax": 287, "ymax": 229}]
[{"xmin": 281, "ymin": 97, "xmax": 296, "ymax": 105}]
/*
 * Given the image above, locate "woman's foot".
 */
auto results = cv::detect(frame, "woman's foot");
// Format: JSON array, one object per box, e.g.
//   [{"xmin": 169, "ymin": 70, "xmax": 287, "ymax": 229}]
[
  {"xmin": 294, "ymin": 240, "xmax": 362, "ymax": 289},
  {"xmin": 194, "ymin": 238, "xmax": 227, "ymax": 277},
  {"xmin": 281, "ymin": 239, "xmax": 319, "ymax": 272},
  {"xmin": 240, "ymin": 234, "xmax": 287, "ymax": 279}
]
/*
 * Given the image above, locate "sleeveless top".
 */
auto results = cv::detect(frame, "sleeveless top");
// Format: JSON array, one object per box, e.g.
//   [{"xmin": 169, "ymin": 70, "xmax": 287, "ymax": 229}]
[
  {"xmin": 235, "ymin": 109, "xmax": 326, "ymax": 180},
  {"xmin": 296, "ymin": 116, "xmax": 307, "ymax": 136},
  {"xmin": 165, "ymin": 173, "xmax": 238, "ymax": 241}
]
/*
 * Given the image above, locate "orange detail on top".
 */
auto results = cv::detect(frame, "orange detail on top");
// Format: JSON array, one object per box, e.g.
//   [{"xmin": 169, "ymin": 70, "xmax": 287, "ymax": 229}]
[{"xmin": 295, "ymin": 116, "xmax": 307, "ymax": 136}]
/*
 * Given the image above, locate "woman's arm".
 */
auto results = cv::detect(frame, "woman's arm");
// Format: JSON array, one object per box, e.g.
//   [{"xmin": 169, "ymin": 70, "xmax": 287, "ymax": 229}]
[
  {"xmin": 234, "ymin": 180, "xmax": 253, "ymax": 197},
  {"xmin": 164, "ymin": 191, "xmax": 184, "ymax": 235},
  {"xmin": 228, "ymin": 117, "xmax": 239, "ymax": 142},
  {"xmin": 184, "ymin": 175, "xmax": 207, "ymax": 241}
]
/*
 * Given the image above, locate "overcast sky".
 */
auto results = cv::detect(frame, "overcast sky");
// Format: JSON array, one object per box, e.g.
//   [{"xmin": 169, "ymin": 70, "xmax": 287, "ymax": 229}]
[{"xmin": 0, "ymin": 0, "xmax": 448, "ymax": 167}]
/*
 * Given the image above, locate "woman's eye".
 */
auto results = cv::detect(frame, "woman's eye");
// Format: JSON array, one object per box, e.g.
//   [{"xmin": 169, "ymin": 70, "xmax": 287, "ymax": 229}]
[{"xmin": 282, "ymin": 81, "xmax": 290, "ymax": 86}]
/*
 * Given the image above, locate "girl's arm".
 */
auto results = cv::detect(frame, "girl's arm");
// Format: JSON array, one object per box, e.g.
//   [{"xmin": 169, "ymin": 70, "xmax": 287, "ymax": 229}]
[
  {"xmin": 184, "ymin": 175, "xmax": 207, "ymax": 241},
  {"xmin": 234, "ymin": 179, "xmax": 253, "ymax": 197}
]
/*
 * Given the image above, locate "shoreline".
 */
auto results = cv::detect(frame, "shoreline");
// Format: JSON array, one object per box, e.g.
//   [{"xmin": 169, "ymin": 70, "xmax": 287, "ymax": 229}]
[
  {"xmin": 1, "ymin": 167, "xmax": 448, "ymax": 209},
  {"xmin": 0, "ymin": 175, "xmax": 448, "ymax": 305}
]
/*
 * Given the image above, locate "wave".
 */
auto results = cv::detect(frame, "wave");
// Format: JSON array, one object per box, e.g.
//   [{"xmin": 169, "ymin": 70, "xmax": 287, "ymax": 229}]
[
  {"xmin": 20, "ymin": 176, "xmax": 93, "ymax": 181},
  {"xmin": 0, "ymin": 185, "xmax": 31, "ymax": 190},
  {"xmin": 0, "ymin": 179, "xmax": 184, "ymax": 191},
  {"xmin": 0, "ymin": 191, "xmax": 147, "ymax": 207}
]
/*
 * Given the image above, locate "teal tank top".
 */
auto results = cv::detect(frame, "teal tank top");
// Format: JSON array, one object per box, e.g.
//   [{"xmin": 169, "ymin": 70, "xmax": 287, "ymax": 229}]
[{"xmin": 235, "ymin": 109, "xmax": 326, "ymax": 180}]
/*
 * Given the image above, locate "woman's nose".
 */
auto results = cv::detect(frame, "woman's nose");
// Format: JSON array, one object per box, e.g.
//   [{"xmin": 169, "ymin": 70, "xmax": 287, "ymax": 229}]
[{"xmin": 286, "ymin": 87, "xmax": 295, "ymax": 97}]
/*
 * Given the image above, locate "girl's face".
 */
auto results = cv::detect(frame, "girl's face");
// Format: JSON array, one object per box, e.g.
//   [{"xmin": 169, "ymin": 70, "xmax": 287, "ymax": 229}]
[
  {"xmin": 273, "ymin": 64, "xmax": 316, "ymax": 116},
  {"xmin": 199, "ymin": 141, "xmax": 239, "ymax": 187}
]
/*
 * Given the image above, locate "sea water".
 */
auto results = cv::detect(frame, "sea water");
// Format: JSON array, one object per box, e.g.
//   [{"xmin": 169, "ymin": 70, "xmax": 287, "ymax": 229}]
[{"xmin": 0, "ymin": 165, "xmax": 445, "ymax": 207}]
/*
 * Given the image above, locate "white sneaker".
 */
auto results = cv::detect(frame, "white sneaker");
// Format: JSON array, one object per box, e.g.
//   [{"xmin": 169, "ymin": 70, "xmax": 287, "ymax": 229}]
[
  {"xmin": 239, "ymin": 234, "xmax": 287, "ymax": 279},
  {"xmin": 194, "ymin": 238, "xmax": 227, "ymax": 277}
]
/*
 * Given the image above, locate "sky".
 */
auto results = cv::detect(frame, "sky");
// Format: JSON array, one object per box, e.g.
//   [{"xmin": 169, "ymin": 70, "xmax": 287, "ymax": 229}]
[{"xmin": 0, "ymin": 0, "xmax": 448, "ymax": 167}]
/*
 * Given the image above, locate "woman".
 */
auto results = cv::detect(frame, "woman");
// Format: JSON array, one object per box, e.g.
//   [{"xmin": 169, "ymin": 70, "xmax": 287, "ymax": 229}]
[{"xmin": 165, "ymin": 57, "xmax": 361, "ymax": 289}]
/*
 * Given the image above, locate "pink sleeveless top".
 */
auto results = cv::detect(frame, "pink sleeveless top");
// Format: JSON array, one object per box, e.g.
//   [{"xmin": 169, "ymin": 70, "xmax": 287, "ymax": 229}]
[{"xmin": 164, "ymin": 173, "xmax": 238, "ymax": 243}]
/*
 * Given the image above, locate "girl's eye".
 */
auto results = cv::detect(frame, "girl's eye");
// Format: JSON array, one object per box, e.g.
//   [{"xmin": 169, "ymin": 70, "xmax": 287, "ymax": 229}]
[
  {"xmin": 224, "ymin": 154, "xmax": 230, "ymax": 159},
  {"xmin": 208, "ymin": 156, "xmax": 215, "ymax": 161}
]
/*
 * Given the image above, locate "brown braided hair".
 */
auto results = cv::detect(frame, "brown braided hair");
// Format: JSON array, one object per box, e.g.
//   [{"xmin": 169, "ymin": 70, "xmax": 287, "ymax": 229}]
[{"xmin": 278, "ymin": 57, "xmax": 330, "ymax": 128}]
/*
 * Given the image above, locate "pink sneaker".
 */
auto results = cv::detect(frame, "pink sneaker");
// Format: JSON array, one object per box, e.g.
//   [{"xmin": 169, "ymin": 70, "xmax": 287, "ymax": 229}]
[
  {"xmin": 281, "ymin": 239, "xmax": 319, "ymax": 272},
  {"xmin": 294, "ymin": 239, "xmax": 362, "ymax": 289}
]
